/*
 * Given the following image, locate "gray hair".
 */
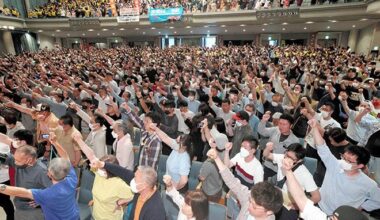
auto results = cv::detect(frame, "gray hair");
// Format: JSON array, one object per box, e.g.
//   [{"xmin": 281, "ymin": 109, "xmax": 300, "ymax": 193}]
[
  {"xmin": 138, "ymin": 166, "xmax": 157, "ymax": 188},
  {"xmin": 114, "ymin": 120, "xmax": 134, "ymax": 140},
  {"xmin": 48, "ymin": 158, "xmax": 71, "ymax": 181},
  {"xmin": 17, "ymin": 145, "xmax": 37, "ymax": 159}
]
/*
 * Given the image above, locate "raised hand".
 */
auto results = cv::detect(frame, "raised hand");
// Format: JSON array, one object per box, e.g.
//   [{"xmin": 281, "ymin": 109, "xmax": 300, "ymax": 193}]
[
  {"xmin": 266, "ymin": 142, "xmax": 274, "ymax": 152},
  {"xmin": 307, "ymin": 119, "xmax": 317, "ymax": 128},
  {"xmin": 262, "ymin": 111, "xmax": 271, "ymax": 122},
  {"xmin": 206, "ymin": 148, "xmax": 218, "ymax": 160},
  {"xmin": 225, "ymin": 142, "xmax": 233, "ymax": 152}
]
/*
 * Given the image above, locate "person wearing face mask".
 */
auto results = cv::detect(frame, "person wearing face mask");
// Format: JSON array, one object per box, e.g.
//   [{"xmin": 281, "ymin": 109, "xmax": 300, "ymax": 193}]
[
  {"xmin": 245, "ymin": 104, "xmax": 260, "ymax": 139},
  {"xmin": 315, "ymin": 103, "xmax": 341, "ymax": 132},
  {"xmin": 0, "ymin": 133, "xmax": 79, "ymax": 220},
  {"xmin": 120, "ymin": 103, "xmax": 162, "ymax": 170},
  {"xmin": 177, "ymin": 89, "xmax": 200, "ymax": 113},
  {"xmin": 309, "ymin": 119, "xmax": 380, "ymax": 216},
  {"xmin": 258, "ymin": 112, "xmax": 299, "ymax": 180},
  {"xmin": 72, "ymin": 134, "xmax": 133, "ymax": 220},
  {"xmin": 0, "ymin": 130, "xmax": 52, "ymax": 220},
  {"xmin": 263, "ymin": 142, "xmax": 320, "ymax": 219},
  {"xmin": 32, "ymin": 91, "xmax": 68, "ymax": 118},
  {"xmin": 224, "ymin": 137, "xmax": 263, "ymax": 189},
  {"xmin": 263, "ymin": 93, "xmax": 284, "ymax": 117},
  {"xmin": 83, "ymin": 115, "xmax": 107, "ymax": 159},
  {"xmin": 226, "ymin": 111, "xmax": 254, "ymax": 158},
  {"xmin": 163, "ymin": 175, "xmax": 209, "ymax": 220},
  {"xmin": 209, "ymin": 96, "xmax": 235, "ymax": 128},
  {"xmin": 152, "ymin": 99, "xmax": 179, "ymax": 155},
  {"xmin": 207, "ymin": 148, "xmax": 283, "ymax": 220}
]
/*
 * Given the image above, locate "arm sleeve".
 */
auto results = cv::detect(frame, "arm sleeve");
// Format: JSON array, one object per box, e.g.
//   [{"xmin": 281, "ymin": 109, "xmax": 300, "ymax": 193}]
[
  {"xmin": 166, "ymin": 187, "xmax": 185, "ymax": 209},
  {"xmin": 258, "ymin": 121, "xmax": 276, "ymax": 137},
  {"xmin": 104, "ymin": 162, "xmax": 134, "ymax": 184},
  {"xmin": 121, "ymin": 108, "xmax": 144, "ymax": 129},
  {"xmin": 159, "ymin": 116, "xmax": 178, "ymax": 137},
  {"xmin": 316, "ymin": 143, "xmax": 340, "ymax": 172},
  {"xmin": 31, "ymin": 189, "xmax": 47, "ymax": 206},
  {"xmin": 360, "ymin": 185, "xmax": 380, "ymax": 211}
]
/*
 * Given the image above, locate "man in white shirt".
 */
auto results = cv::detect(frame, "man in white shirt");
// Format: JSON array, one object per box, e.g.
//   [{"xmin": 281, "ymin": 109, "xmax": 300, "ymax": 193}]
[
  {"xmin": 209, "ymin": 97, "xmax": 234, "ymax": 126},
  {"xmin": 224, "ymin": 136, "xmax": 263, "ymax": 188},
  {"xmin": 316, "ymin": 102, "xmax": 341, "ymax": 131},
  {"xmin": 111, "ymin": 120, "xmax": 134, "ymax": 170},
  {"xmin": 263, "ymin": 141, "xmax": 320, "ymax": 217},
  {"xmin": 175, "ymin": 100, "xmax": 194, "ymax": 135}
]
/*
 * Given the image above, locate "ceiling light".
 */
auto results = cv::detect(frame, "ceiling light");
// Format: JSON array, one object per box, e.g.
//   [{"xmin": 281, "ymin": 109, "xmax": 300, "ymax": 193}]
[
  {"xmin": 151, "ymin": 27, "xmax": 156, "ymax": 30},
  {"xmin": 185, "ymin": 26, "xmax": 191, "ymax": 29},
  {"xmin": 282, "ymin": 28, "xmax": 286, "ymax": 31},
  {"xmin": 240, "ymin": 24, "xmax": 246, "ymax": 27},
  {"xmin": 165, "ymin": 35, "xmax": 168, "ymax": 38},
  {"xmin": 88, "ymin": 29, "xmax": 94, "ymax": 31},
  {"xmin": 262, "ymin": 28, "xmax": 265, "ymax": 31},
  {"xmin": 2, "ymin": 26, "xmax": 7, "ymax": 29},
  {"xmin": 143, "ymin": 32, "xmax": 146, "ymax": 35},
  {"xmin": 169, "ymin": 26, "xmax": 174, "ymax": 29},
  {"xmin": 306, "ymin": 21, "xmax": 314, "ymax": 24},
  {"xmin": 135, "ymin": 27, "xmax": 139, "ymax": 30},
  {"xmin": 327, "ymin": 26, "xmax": 330, "ymax": 29},
  {"xmin": 204, "ymin": 25, "xmax": 208, "ymax": 28},
  {"xmin": 360, "ymin": 18, "xmax": 368, "ymax": 21},
  {"xmin": 304, "ymin": 27, "xmax": 307, "ymax": 30},
  {"xmin": 112, "ymin": 33, "xmax": 115, "ymax": 36},
  {"xmin": 52, "ymin": 34, "xmax": 55, "ymax": 36},
  {"xmin": 158, "ymin": 31, "xmax": 161, "ymax": 34},
  {"xmin": 263, "ymin": 23, "xmax": 268, "ymax": 26},
  {"xmin": 207, "ymin": 30, "xmax": 210, "ymax": 33},
  {"xmin": 102, "ymin": 28, "xmax": 108, "ymax": 31},
  {"xmin": 325, "ymin": 36, "xmax": 329, "ymax": 39},
  {"xmin": 243, "ymin": 29, "xmax": 246, "ymax": 32},
  {"xmin": 174, "ymin": 31, "xmax": 177, "ymax": 34},
  {"xmin": 56, "ymin": 29, "xmax": 61, "ymax": 32},
  {"xmin": 352, "ymin": 25, "xmax": 356, "ymax": 28},
  {"xmin": 82, "ymin": 33, "xmax": 85, "ymax": 36},
  {"xmin": 67, "ymin": 33, "xmax": 70, "ymax": 36},
  {"xmin": 97, "ymin": 33, "xmax": 100, "ymax": 36},
  {"xmin": 268, "ymin": 36, "xmax": 272, "ymax": 40},
  {"xmin": 119, "ymin": 28, "xmax": 125, "ymax": 30},
  {"xmin": 225, "ymin": 29, "xmax": 228, "ymax": 32},
  {"xmin": 282, "ymin": 22, "xmax": 288, "ymax": 25},
  {"xmin": 38, "ymin": 30, "xmax": 43, "ymax": 33},
  {"xmin": 8, "ymin": 26, "xmax": 14, "ymax": 30},
  {"xmin": 190, "ymin": 30, "xmax": 193, "ymax": 33},
  {"xmin": 329, "ymin": 20, "xmax": 337, "ymax": 23},
  {"xmin": 221, "ymin": 25, "xmax": 226, "ymax": 27},
  {"xmin": 115, "ymin": 40, "xmax": 118, "ymax": 43}
]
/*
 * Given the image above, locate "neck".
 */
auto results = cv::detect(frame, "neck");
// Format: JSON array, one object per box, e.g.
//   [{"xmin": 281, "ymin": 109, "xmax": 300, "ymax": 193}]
[
  {"xmin": 140, "ymin": 187, "xmax": 155, "ymax": 199},
  {"xmin": 256, "ymin": 215, "xmax": 271, "ymax": 220},
  {"xmin": 335, "ymin": 140, "xmax": 349, "ymax": 146},
  {"xmin": 244, "ymin": 155, "xmax": 254, "ymax": 163},
  {"xmin": 323, "ymin": 116, "xmax": 331, "ymax": 120},
  {"xmin": 281, "ymin": 131, "xmax": 290, "ymax": 136},
  {"xmin": 345, "ymin": 169, "xmax": 360, "ymax": 177}
]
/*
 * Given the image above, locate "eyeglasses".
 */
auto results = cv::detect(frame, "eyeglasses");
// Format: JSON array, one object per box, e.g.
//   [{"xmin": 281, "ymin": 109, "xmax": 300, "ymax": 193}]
[{"xmin": 340, "ymin": 154, "xmax": 357, "ymax": 165}]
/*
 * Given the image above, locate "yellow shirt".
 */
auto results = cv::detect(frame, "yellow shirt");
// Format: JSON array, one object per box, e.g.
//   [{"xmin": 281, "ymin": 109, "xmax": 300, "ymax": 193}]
[
  {"xmin": 55, "ymin": 126, "xmax": 82, "ymax": 164},
  {"xmin": 92, "ymin": 172, "xmax": 134, "ymax": 220}
]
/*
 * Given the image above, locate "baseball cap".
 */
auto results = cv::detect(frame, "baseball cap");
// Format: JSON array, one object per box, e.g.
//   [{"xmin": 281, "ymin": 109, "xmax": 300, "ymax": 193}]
[
  {"xmin": 212, "ymin": 133, "xmax": 228, "ymax": 151},
  {"xmin": 272, "ymin": 112, "xmax": 282, "ymax": 119},
  {"xmin": 34, "ymin": 103, "xmax": 50, "ymax": 112},
  {"xmin": 332, "ymin": 205, "xmax": 368, "ymax": 220},
  {"xmin": 232, "ymin": 111, "xmax": 250, "ymax": 122}
]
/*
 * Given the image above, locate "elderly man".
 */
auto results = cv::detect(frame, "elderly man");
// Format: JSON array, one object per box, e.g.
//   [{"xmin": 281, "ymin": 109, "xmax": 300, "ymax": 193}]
[{"xmin": 0, "ymin": 133, "xmax": 79, "ymax": 220}]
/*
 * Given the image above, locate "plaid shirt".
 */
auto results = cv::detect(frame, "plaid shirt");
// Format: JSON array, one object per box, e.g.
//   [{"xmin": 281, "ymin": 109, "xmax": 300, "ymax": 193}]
[{"xmin": 123, "ymin": 109, "xmax": 162, "ymax": 171}]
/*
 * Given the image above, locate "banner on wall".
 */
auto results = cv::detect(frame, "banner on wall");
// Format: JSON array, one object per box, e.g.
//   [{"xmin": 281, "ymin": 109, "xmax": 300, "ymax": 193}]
[
  {"xmin": 118, "ymin": 6, "xmax": 140, "ymax": 22},
  {"xmin": 148, "ymin": 7, "xmax": 184, "ymax": 23}
]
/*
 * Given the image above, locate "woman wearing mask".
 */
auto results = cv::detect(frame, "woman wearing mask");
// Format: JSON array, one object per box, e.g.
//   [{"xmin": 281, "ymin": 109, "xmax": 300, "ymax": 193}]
[
  {"xmin": 163, "ymin": 175, "xmax": 209, "ymax": 220},
  {"xmin": 72, "ymin": 134, "xmax": 133, "ymax": 220},
  {"xmin": 151, "ymin": 124, "xmax": 191, "ymax": 192}
]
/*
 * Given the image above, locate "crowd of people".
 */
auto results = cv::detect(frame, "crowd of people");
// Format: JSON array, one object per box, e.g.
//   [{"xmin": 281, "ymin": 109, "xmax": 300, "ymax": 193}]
[
  {"xmin": 24, "ymin": 0, "xmax": 348, "ymax": 18},
  {"xmin": 0, "ymin": 44, "xmax": 379, "ymax": 220},
  {"xmin": 0, "ymin": 6, "xmax": 20, "ymax": 18}
]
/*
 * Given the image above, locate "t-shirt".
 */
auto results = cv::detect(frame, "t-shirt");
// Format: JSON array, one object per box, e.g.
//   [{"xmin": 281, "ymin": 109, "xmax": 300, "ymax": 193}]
[
  {"xmin": 166, "ymin": 150, "xmax": 191, "ymax": 183},
  {"xmin": 92, "ymin": 172, "xmax": 133, "ymax": 220},
  {"xmin": 5, "ymin": 154, "xmax": 52, "ymax": 210},
  {"xmin": 346, "ymin": 110, "xmax": 377, "ymax": 142},
  {"xmin": 300, "ymin": 199, "xmax": 327, "ymax": 220},
  {"xmin": 273, "ymin": 154, "xmax": 318, "ymax": 208},
  {"xmin": 32, "ymin": 166, "xmax": 79, "ymax": 220},
  {"xmin": 230, "ymin": 154, "xmax": 264, "ymax": 188},
  {"xmin": 199, "ymin": 160, "xmax": 223, "ymax": 196},
  {"xmin": 316, "ymin": 113, "xmax": 341, "ymax": 130}
]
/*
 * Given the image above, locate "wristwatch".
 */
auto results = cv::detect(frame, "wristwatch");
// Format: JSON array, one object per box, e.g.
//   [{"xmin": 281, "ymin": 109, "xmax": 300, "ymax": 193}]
[{"xmin": 0, "ymin": 184, "xmax": 6, "ymax": 192}]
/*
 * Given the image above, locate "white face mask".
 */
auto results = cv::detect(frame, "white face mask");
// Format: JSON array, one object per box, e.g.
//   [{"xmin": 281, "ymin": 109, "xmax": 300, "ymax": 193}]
[
  {"xmin": 97, "ymin": 169, "xmax": 107, "ymax": 177},
  {"xmin": 111, "ymin": 131, "xmax": 118, "ymax": 138},
  {"xmin": 21, "ymin": 103, "xmax": 27, "ymax": 108},
  {"xmin": 271, "ymin": 101, "xmax": 279, "ymax": 107},
  {"xmin": 130, "ymin": 178, "xmax": 143, "ymax": 193},
  {"xmin": 235, "ymin": 121, "xmax": 243, "ymax": 127},
  {"xmin": 321, "ymin": 110, "xmax": 330, "ymax": 118},
  {"xmin": 188, "ymin": 96, "xmax": 195, "ymax": 101},
  {"xmin": 89, "ymin": 124, "xmax": 95, "ymax": 130},
  {"xmin": 338, "ymin": 159, "xmax": 353, "ymax": 171},
  {"xmin": 143, "ymin": 89, "xmax": 149, "ymax": 94},
  {"xmin": 240, "ymin": 148, "xmax": 250, "ymax": 158},
  {"xmin": 325, "ymin": 85, "xmax": 330, "ymax": 91},
  {"xmin": 358, "ymin": 107, "xmax": 365, "ymax": 112},
  {"xmin": 172, "ymin": 92, "xmax": 178, "ymax": 97}
]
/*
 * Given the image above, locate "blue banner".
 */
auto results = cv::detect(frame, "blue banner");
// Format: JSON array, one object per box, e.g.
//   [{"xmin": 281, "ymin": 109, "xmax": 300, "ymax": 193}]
[{"xmin": 148, "ymin": 7, "xmax": 184, "ymax": 23}]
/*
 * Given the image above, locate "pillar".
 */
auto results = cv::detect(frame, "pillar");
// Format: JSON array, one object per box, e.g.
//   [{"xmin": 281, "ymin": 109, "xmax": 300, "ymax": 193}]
[
  {"xmin": 2, "ymin": 31, "xmax": 16, "ymax": 55},
  {"xmin": 348, "ymin": 29, "xmax": 358, "ymax": 53},
  {"xmin": 0, "ymin": 0, "xmax": 4, "ymax": 7}
]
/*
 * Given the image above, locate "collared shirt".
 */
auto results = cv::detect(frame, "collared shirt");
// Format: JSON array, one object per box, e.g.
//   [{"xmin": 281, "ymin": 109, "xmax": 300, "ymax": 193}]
[
  {"xmin": 112, "ymin": 134, "xmax": 134, "ymax": 170},
  {"xmin": 55, "ymin": 127, "xmax": 82, "ymax": 165},
  {"xmin": 36, "ymin": 113, "xmax": 59, "ymax": 142},
  {"xmin": 122, "ymin": 109, "xmax": 162, "ymax": 170}
]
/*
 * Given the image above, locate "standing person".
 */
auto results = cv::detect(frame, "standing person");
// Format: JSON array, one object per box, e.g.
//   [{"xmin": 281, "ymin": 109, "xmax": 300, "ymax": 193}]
[
  {"xmin": 0, "ymin": 131, "xmax": 52, "ymax": 220},
  {"xmin": 120, "ymin": 103, "xmax": 162, "ymax": 170},
  {"xmin": 0, "ymin": 133, "xmax": 80, "ymax": 220},
  {"xmin": 258, "ymin": 112, "xmax": 299, "ymax": 180},
  {"xmin": 0, "ymin": 143, "xmax": 14, "ymax": 220},
  {"xmin": 226, "ymin": 111, "xmax": 254, "ymax": 158}
]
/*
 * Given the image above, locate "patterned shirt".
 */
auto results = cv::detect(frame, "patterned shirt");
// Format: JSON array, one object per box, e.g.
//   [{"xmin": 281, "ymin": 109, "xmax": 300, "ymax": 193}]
[{"xmin": 122, "ymin": 109, "xmax": 162, "ymax": 170}]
